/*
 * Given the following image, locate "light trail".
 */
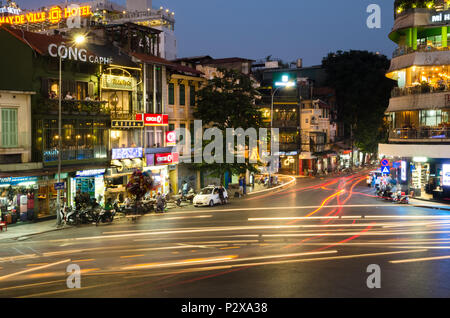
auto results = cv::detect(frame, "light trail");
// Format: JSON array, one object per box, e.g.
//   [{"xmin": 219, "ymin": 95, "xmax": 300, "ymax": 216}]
[
  {"xmin": 390, "ymin": 254, "xmax": 450, "ymax": 264},
  {"xmin": 0, "ymin": 259, "xmax": 71, "ymax": 281}
]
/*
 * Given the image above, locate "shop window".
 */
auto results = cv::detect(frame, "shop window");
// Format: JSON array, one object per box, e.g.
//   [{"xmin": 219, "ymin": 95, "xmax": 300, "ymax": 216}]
[
  {"xmin": 169, "ymin": 83, "xmax": 174, "ymax": 105},
  {"xmin": 1, "ymin": 108, "xmax": 18, "ymax": 148},
  {"xmin": 179, "ymin": 84, "xmax": 185, "ymax": 106}
]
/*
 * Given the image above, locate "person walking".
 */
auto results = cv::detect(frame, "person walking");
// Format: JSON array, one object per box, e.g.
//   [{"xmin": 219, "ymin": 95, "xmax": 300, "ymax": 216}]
[
  {"xmin": 218, "ymin": 185, "xmax": 225, "ymax": 204},
  {"xmin": 238, "ymin": 177, "xmax": 244, "ymax": 196}
]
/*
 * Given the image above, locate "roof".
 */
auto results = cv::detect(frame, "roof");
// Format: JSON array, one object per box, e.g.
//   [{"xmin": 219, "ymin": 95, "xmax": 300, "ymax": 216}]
[
  {"xmin": 131, "ymin": 52, "xmax": 174, "ymax": 66},
  {"xmin": 205, "ymin": 57, "xmax": 254, "ymax": 64},
  {"xmin": 1, "ymin": 26, "xmax": 64, "ymax": 55},
  {"xmin": 132, "ymin": 52, "xmax": 203, "ymax": 75}
]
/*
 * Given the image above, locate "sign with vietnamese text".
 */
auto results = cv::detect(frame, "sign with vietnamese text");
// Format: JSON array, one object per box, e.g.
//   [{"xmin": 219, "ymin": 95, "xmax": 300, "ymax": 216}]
[
  {"xmin": 48, "ymin": 43, "xmax": 112, "ymax": 65},
  {"xmin": 112, "ymin": 120, "xmax": 144, "ymax": 128},
  {"xmin": 102, "ymin": 74, "xmax": 134, "ymax": 91},
  {"xmin": 443, "ymin": 164, "xmax": 450, "ymax": 186}
]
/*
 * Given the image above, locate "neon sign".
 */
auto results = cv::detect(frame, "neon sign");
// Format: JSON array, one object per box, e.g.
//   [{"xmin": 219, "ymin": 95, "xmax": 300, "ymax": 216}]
[{"xmin": 0, "ymin": 5, "xmax": 92, "ymax": 25}]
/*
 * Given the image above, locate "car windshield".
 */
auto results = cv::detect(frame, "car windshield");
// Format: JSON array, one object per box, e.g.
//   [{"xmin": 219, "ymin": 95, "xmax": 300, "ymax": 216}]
[{"xmin": 199, "ymin": 188, "xmax": 214, "ymax": 195}]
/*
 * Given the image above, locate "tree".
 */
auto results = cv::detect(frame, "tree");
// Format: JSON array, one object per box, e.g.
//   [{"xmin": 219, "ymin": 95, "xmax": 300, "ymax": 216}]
[
  {"xmin": 322, "ymin": 50, "xmax": 396, "ymax": 157},
  {"xmin": 193, "ymin": 68, "xmax": 264, "ymax": 185}
]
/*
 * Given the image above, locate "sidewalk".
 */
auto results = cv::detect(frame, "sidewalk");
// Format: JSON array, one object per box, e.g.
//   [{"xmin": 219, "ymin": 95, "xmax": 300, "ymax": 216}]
[
  {"xmin": 0, "ymin": 219, "xmax": 71, "ymax": 241},
  {"xmin": 410, "ymin": 198, "xmax": 450, "ymax": 211}
]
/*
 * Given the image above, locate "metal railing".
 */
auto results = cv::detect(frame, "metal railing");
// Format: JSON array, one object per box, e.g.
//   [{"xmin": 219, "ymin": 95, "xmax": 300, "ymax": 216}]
[
  {"xmin": 38, "ymin": 99, "xmax": 110, "ymax": 115},
  {"xmin": 390, "ymin": 127, "xmax": 450, "ymax": 140},
  {"xmin": 391, "ymin": 84, "xmax": 450, "ymax": 97},
  {"xmin": 392, "ymin": 45, "xmax": 450, "ymax": 58}
]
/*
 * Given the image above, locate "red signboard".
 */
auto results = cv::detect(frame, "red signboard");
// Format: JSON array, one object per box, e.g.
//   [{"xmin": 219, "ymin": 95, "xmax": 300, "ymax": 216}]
[
  {"xmin": 136, "ymin": 113, "xmax": 168, "ymax": 126},
  {"xmin": 155, "ymin": 152, "xmax": 179, "ymax": 165},
  {"xmin": 166, "ymin": 131, "xmax": 176, "ymax": 146}
]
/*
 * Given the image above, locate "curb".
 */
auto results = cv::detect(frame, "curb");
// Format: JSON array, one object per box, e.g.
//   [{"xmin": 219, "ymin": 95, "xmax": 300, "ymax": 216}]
[{"xmin": 411, "ymin": 204, "xmax": 450, "ymax": 212}]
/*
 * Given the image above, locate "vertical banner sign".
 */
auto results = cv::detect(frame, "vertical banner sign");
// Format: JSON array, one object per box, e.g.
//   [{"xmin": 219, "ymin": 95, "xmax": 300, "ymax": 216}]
[
  {"xmin": 401, "ymin": 161, "xmax": 407, "ymax": 181},
  {"xmin": 166, "ymin": 131, "xmax": 176, "ymax": 146},
  {"xmin": 443, "ymin": 164, "xmax": 450, "ymax": 186}
]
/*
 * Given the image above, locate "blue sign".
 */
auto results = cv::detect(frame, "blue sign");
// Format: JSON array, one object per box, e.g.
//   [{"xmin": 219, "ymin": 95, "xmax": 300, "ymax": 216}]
[
  {"xmin": 54, "ymin": 182, "xmax": 65, "ymax": 190},
  {"xmin": 76, "ymin": 169, "xmax": 106, "ymax": 177},
  {"xmin": 381, "ymin": 159, "xmax": 389, "ymax": 166},
  {"xmin": 112, "ymin": 147, "xmax": 143, "ymax": 160},
  {"xmin": 381, "ymin": 166, "xmax": 390, "ymax": 174},
  {"xmin": 0, "ymin": 176, "xmax": 38, "ymax": 185}
]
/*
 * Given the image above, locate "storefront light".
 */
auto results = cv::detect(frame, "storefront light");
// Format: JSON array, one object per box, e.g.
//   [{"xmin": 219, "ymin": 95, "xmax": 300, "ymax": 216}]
[{"xmin": 413, "ymin": 157, "xmax": 428, "ymax": 163}]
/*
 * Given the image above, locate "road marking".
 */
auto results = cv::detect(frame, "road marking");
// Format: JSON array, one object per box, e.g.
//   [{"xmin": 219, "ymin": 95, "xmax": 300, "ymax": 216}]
[
  {"xmin": 120, "ymin": 255, "xmax": 145, "ymax": 259},
  {"xmin": 72, "ymin": 259, "xmax": 95, "ymax": 262},
  {"xmin": 26, "ymin": 263, "xmax": 49, "ymax": 267},
  {"xmin": 390, "ymin": 254, "xmax": 450, "ymax": 264},
  {"xmin": 0, "ymin": 259, "xmax": 71, "ymax": 281}
]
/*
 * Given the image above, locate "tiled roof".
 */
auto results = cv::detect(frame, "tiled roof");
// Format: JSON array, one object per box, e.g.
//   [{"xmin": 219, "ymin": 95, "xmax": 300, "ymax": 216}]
[
  {"xmin": 205, "ymin": 57, "xmax": 254, "ymax": 64},
  {"xmin": 132, "ymin": 52, "xmax": 203, "ymax": 76},
  {"xmin": 1, "ymin": 26, "xmax": 64, "ymax": 55}
]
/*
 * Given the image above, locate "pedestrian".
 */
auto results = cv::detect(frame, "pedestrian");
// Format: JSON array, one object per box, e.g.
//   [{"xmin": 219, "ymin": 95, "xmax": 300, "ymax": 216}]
[
  {"xmin": 243, "ymin": 176, "xmax": 247, "ymax": 195},
  {"xmin": 238, "ymin": 177, "xmax": 244, "ymax": 196},
  {"xmin": 371, "ymin": 174, "xmax": 376, "ymax": 188},
  {"xmin": 218, "ymin": 185, "xmax": 225, "ymax": 204},
  {"xmin": 182, "ymin": 181, "xmax": 188, "ymax": 196}
]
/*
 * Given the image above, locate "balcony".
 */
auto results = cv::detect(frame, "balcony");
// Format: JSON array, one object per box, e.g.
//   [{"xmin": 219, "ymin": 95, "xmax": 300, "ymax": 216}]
[
  {"xmin": 389, "ymin": 127, "xmax": 450, "ymax": 142},
  {"xmin": 392, "ymin": 45, "xmax": 450, "ymax": 58},
  {"xmin": 391, "ymin": 84, "xmax": 450, "ymax": 97},
  {"xmin": 36, "ymin": 99, "xmax": 110, "ymax": 116}
]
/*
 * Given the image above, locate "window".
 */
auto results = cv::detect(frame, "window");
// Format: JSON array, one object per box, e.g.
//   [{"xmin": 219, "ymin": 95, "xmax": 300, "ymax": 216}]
[
  {"xmin": 169, "ymin": 123, "xmax": 175, "ymax": 131},
  {"xmin": 1, "ymin": 108, "xmax": 18, "ymax": 148},
  {"xmin": 179, "ymin": 84, "xmax": 185, "ymax": 106},
  {"xmin": 168, "ymin": 83, "xmax": 174, "ymax": 105},
  {"xmin": 190, "ymin": 85, "xmax": 196, "ymax": 106}
]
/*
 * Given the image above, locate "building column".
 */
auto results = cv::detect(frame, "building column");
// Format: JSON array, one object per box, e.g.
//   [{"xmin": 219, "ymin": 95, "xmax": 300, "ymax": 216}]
[
  {"xmin": 442, "ymin": 26, "xmax": 448, "ymax": 48},
  {"xmin": 406, "ymin": 28, "xmax": 412, "ymax": 48},
  {"xmin": 412, "ymin": 27, "xmax": 417, "ymax": 50}
]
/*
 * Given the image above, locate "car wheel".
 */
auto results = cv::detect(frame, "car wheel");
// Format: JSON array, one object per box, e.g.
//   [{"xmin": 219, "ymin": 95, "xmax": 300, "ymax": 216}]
[{"xmin": 209, "ymin": 200, "xmax": 214, "ymax": 207}]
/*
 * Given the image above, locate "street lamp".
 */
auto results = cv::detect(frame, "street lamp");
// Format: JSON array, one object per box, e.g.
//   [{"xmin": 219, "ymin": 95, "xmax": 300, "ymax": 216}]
[
  {"xmin": 56, "ymin": 34, "xmax": 86, "ymax": 227},
  {"xmin": 269, "ymin": 74, "xmax": 296, "ymax": 186}
]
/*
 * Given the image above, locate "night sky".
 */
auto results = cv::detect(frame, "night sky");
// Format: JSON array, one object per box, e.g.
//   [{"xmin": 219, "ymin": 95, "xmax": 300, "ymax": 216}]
[{"xmin": 15, "ymin": 0, "xmax": 396, "ymax": 66}]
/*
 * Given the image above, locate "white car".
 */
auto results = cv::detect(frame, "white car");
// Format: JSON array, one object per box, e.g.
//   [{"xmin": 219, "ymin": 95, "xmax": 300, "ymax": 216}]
[{"xmin": 193, "ymin": 186, "xmax": 228, "ymax": 207}]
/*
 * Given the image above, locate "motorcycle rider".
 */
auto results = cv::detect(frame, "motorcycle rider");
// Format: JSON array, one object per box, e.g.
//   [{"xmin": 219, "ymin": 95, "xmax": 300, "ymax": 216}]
[
  {"xmin": 218, "ymin": 185, "xmax": 225, "ymax": 204},
  {"xmin": 104, "ymin": 198, "xmax": 114, "ymax": 221},
  {"xmin": 156, "ymin": 192, "xmax": 165, "ymax": 213}
]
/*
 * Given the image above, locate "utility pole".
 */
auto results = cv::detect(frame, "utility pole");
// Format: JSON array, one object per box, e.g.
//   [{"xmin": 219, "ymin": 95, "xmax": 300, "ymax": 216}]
[{"xmin": 56, "ymin": 56, "xmax": 62, "ymax": 226}]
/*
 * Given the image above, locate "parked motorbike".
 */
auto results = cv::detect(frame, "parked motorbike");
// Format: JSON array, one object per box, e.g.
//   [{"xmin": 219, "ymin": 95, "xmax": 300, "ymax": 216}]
[
  {"xmin": 95, "ymin": 208, "xmax": 116, "ymax": 226},
  {"xmin": 62, "ymin": 206, "xmax": 79, "ymax": 225},
  {"xmin": 77, "ymin": 204, "xmax": 96, "ymax": 224},
  {"xmin": 393, "ymin": 191, "xmax": 409, "ymax": 204},
  {"xmin": 155, "ymin": 195, "xmax": 167, "ymax": 213}
]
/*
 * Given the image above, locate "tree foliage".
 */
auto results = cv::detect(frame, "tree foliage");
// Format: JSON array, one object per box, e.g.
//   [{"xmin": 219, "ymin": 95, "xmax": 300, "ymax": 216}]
[
  {"xmin": 322, "ymin": 50, "xmax": 396, "ymax": 153},
  {"xmin": 193, "ymin": 68, "xmax": 264, "ymax": 184}
]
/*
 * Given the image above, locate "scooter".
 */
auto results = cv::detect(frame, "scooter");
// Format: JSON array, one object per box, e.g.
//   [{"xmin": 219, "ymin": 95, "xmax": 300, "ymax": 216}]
[
  {"xmin": 95, "ymin": 209, "xmax": 115, "ymax": 226},
  {"xmin": 393, "ymin": 191, "xmax": 409, "ymax": 204},
  {"xmin": 62, "ymin": 206, "xmax": 79, "ymax": 225},
  {"xmin": 155, "ymin": 195, "xmax": 167, "ymax": 213}
]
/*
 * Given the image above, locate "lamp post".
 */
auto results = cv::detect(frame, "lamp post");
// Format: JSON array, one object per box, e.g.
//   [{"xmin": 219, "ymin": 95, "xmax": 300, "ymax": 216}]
[
  {"xmin": 269, "ymin": 75, "xmax": 296, "ymax": 186},
  {"xmin": 56, "ymin": 34, "xmax": 86, "ymax": 227}
]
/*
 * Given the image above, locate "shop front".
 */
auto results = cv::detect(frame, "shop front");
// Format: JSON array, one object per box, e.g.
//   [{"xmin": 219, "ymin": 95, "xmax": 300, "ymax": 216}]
[
  {"xmin": 70, "ymin": 169, "xmax": 106, "ymax": 207},
  {"xmin": 104, "ymin": 147, "xmax": 144, "ymax": 203},
  {"xmin": 279, "ymin": 151, "xmax": 299, "ymax": 175},
  {"xmin": 144, "ymin": 151, "xmax": 179, "ymax": 195},
  {"xmin": 0, "ymin": 176, "xmax": 38, "ymax": 224}
]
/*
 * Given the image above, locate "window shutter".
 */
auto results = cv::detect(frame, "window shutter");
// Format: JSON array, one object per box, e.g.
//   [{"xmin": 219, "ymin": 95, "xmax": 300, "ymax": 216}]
[
  {"xmin": 2, "ymin": 108, "xmax": 18, "ymax": 148},
  {"xmin": 41, "ymin": 78, "xmax": 49, "ymax": 97}
]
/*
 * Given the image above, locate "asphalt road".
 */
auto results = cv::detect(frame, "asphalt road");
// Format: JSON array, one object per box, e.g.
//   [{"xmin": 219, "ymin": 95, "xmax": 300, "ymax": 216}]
[{"xmin": 1, "ymin": 171, "xmax": 450, "ymax": 298}]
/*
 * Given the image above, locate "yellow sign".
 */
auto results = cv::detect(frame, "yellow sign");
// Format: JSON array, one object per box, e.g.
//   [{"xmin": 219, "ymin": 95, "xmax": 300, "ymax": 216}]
[{"xmin": 0, "ymin": 5, "xmax": 92, "ymax": 25}]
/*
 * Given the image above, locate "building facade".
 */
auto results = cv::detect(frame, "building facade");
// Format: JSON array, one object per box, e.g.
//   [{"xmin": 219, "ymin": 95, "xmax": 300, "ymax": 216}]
[{"xmin": 379, "ymin": 0, "xmax": 450, "ymax": 201}]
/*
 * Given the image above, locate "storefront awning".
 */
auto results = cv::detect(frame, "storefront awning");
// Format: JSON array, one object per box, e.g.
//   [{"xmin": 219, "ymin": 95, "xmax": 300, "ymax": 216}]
[{"xmin": 379, "ymin": 143, "xmax": 450, "ymax": 159}]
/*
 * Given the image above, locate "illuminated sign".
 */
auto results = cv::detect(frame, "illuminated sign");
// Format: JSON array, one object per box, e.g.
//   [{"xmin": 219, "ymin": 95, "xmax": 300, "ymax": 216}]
[
  {"xmin": 0, "ymin": 5, "xmax": 92, "ymax": 25},
  {"xmin": 112, "ymin": 120, "xmax": 144, "ymax": 128},
  {"xmin": 0, "ymin": 176, "xmax": 38, "ymax": 185},
  {"xmin": 430, "ymin": 11, "xmax": 450, "ymax": 23},
  {"xmin": 401, "ymin": 161, "xmax": 407, "ymax": 181},
  {"xmin": 136, "ymin": 113, "xmax": 169, "ymax": 126},
  {"xmin": 413, "ymin": 157, "xmax": 428, "ymax": 163},
  {"xmin": 48, "ymin": 43, "xmax": 112, "ymax": 65},
  {"xmin": 0, "ymin": 6, "xmax": 21, "ymax": 15},
  {"xmin": 112, "ymin": 147, "xmax": 143, "ymax": 160},
  {"xmin": 273, "ymin": 72, "xmax": 296, "ymax": 88},
  {"xmin": 166, "ymin": 131, "xmax": 176, "ymax": 146},
  {"xmin": 76, "ymin": 169, "xmax": 106, "ymax": 177},
  {"xmin": 155, "ymin": 152, "xmax": 179, "ymax": 165},
  {"xmin": 443, "ymin": 164, "xmax": 450, "ymax": 186},
  {"xmin": 102, "ymin": 74, "xmax": 134, "ymax": 91}
]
